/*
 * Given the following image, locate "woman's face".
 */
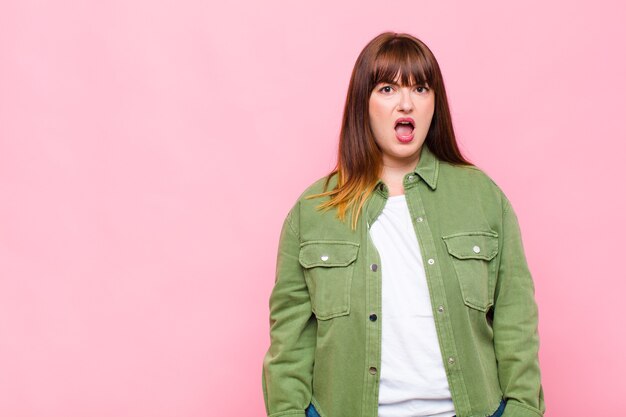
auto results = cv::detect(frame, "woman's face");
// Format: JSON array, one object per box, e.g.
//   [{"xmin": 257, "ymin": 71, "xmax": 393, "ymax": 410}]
[{"xmin": 368, "ymin": 74, "xmax": 435, "ymax": 165}]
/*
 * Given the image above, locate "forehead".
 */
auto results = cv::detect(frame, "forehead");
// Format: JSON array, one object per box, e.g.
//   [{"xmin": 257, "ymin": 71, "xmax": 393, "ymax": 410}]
[
  {"xmin": 391, "ymin": 71, "xmax": 419, "ymax": 84},
  {"xmin": 373, "ymin": 60, "xmax": 430, "ymax": 87},
  {"xmin": 371, "ymin": 40, "xmax": 433, "ymax": 86},
  {"xmin": 375, "ymin": 71, "xmax": 424, "ymax": 86}
]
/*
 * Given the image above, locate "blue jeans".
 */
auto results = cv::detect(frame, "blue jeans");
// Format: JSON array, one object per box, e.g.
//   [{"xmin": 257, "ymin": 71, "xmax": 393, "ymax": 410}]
[
  {"xmin": 453, "ymin": 398, "xmax": 507, "ymax": 417},
  {"xmin": 305, "ymin": 398, "xmax": 506, "ymax": 417},
  {"xmin": 305, "ymin": 402, "xmax": 321, "ymax": 417}
]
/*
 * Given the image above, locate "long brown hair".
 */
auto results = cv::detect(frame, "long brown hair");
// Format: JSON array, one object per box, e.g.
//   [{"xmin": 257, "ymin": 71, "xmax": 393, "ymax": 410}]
[{"xmin": 306, "ymin": 31, "xmax": 473, "ymax": 230}]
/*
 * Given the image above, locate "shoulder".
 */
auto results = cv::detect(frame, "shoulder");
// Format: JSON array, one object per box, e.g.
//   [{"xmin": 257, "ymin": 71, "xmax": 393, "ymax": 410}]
[
  {"xmin": 291, "ymin": 171, "xmax": 339, "ymax": 208},
  {"xmin": 438, "ymin": 161, "xmax": 512, "ymax": 210},
  {"xmin": 439, "ymin": 160, "xmax": 497, "ymax": 186},
  {"xmin": 281, "ymin": 172, "xmax": 339, "ymax": 225},
  {"xmin": 299, "ymin": 172, "xmax": 339, "ymax": 199}
]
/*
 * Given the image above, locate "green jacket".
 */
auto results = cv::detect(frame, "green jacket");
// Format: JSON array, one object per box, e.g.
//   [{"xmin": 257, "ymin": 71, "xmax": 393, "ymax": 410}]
[{"xmin": 262, "ymin": 144, "xmax": 545, "ymax": 417}]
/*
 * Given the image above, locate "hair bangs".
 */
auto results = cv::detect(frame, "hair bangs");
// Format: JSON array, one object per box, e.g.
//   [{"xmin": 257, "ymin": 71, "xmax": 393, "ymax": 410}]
[{"xmin": 372, "ymin": 40, "xmax": 435, "ymax": 89}]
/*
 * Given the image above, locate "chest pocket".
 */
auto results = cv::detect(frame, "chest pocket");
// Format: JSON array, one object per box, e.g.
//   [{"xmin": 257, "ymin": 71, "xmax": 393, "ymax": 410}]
[
  {"xmin": 442, "ymin": 231, "xmax": 499, "ymax": 312},
  {"xmin": 298, "ymin": 240, "xmax": 359, "ymax": 320}
]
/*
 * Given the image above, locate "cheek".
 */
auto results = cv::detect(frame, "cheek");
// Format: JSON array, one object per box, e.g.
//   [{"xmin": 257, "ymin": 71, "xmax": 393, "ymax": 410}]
[
  {"xmin": 425, "ymin": 104, "xmax": 435, "ymax": 122},
  {"xmin": 416, "ymin": 98, "xmax": 435, "ymax": 125},
  {"xmin": 427, "ymin": 96, "xmax": 436, "ymax": 118},
  {"xmin": 368, "ymin": 100, "xmax": 386, "ymax": 130}
]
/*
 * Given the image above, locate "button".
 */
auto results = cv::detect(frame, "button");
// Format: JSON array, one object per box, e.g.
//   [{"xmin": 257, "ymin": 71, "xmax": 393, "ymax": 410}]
[
  {"xmin": 427, "ymin": 258, "xmax": 435, "ymax": 265},
  {"xmin": 369, "ymin": 366, "xmax": 377, "ymax": 375},
  {"xmin": 437, "ymin": 305, "xmax": 444, "ymax": 313},
  {"xmin": 416, "ymin": 216, "xmax": 424, "ymax": 222},
  {"xmin": 407, "ymin": 174, "xmax": 415, "ymax": 181},
  {"xmin": 473, "ymin": 245, "xmax": 481, "ymax": 253},
  {"xmin": 369, "ymin": 314, "xmax": 378, "ymax": 322},
  {"xmin": 321, "ymin": 255, "xmax": 329, "ymax": 261},
  {"xmin": 448, "ymin": 357, "xmax": 455, "ymax": 365},
  {"xmin": 370, "ymin": 263, "xmax": 378, "ymax": 272}
]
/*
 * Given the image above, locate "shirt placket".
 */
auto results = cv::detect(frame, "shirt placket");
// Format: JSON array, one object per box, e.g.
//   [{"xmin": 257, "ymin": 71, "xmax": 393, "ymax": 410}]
[
  {"xmin": 362, "ymin": 175, "xmax": 472, "ymax": 417},
  {"xmin": 403, "ymin": 174, "xmax": 471, "ymax": 416},
  {"xmin": 362, "ymin": 188, "xmax": 385, "ymax": 417}
]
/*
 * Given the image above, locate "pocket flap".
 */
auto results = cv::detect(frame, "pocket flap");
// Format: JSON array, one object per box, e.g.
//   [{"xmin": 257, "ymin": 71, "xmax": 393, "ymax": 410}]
[
  {"xmin": 299, "ymin": 240, "xmax": 360, "ymax": 268},
  {"xmin": 442, "ymin": 231, "xmax": 499, "ymax": 261}
]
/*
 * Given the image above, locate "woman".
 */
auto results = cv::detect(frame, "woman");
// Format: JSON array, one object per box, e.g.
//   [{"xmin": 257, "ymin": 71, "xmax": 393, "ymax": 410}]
[{"xmin": 262, "ymin": 32, "xmax": 545, "ymax": 417}]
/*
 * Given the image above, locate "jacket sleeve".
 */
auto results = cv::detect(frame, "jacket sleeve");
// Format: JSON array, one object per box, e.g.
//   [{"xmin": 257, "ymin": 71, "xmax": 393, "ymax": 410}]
[
  {"xmin": 262, "ymin": 203, "xmax": 316, "ymax": 417},
  {"xmin": 493, "ymin": 196, "xmax": 546, "ymax": 417}
]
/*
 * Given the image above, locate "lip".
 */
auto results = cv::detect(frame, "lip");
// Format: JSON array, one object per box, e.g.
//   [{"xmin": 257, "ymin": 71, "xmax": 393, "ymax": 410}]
[{"xmin": 394, "ymin": 117, "xmax": 415, "ymax": 127}]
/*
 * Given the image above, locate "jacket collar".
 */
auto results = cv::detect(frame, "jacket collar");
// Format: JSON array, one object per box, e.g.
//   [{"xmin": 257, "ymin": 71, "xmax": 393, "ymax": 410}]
[
  {"xmin": 375, "ymin": 143, "xmax": 440, "ymax": 192},
  {"xmin": 412, "ymin": 143, "xmax": 439, "ymax": 190}
]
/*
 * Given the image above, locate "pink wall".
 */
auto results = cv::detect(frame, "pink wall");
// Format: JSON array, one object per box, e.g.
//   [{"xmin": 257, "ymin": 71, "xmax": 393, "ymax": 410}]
[{"xmin": 1, "ymin": 0, "xmax": 624, "ymax": 416}]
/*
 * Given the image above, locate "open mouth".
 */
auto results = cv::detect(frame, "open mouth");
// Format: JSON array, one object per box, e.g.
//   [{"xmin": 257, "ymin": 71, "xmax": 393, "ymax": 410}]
[{"xmin": 394, "ymin": 120, "xmax": 415, "ymax": 138}]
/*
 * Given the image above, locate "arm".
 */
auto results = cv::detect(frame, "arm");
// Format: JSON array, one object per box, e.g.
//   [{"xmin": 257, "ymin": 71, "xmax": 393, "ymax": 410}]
[
  {"xmin": 262, "ymin": 203, "xmax": 316, "ymax": 417},
  {"xmin": 493, "ymin": 196, "xmax": 546, "ymax": 417}
]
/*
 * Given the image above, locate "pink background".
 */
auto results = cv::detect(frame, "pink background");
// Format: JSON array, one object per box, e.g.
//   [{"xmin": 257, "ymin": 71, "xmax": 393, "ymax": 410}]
[{"xmin": 1, "ymin": 0, "xmax": 624, "ymax": 416}]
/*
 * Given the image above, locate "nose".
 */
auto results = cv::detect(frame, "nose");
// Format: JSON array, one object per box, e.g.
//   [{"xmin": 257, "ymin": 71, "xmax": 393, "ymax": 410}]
[{"xmin": 398, "ymin": 88, "xmax": 413, "ymax": 112}]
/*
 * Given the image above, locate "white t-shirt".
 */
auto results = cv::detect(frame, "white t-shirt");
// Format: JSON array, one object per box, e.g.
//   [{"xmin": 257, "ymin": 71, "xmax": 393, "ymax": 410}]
[{"xmin": 369, "ymin": 194, "xmax": 456, "ymax": 417}]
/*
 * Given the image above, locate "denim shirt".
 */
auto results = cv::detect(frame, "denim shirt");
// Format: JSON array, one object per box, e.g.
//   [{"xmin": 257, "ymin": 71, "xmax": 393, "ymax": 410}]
[{"xmin": 262, "ymin": 144, "xmax": 545, "ymax": 417}]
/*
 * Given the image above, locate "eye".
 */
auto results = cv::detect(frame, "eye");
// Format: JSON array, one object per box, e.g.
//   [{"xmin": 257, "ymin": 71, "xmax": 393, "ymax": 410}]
[
  {"xmin": 379, "ymin": 85, "xmax": 394, "ymax": 94},
  {"xmin": 416, "ymin": 85, "xmax": 429, "ymax": 93}
]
